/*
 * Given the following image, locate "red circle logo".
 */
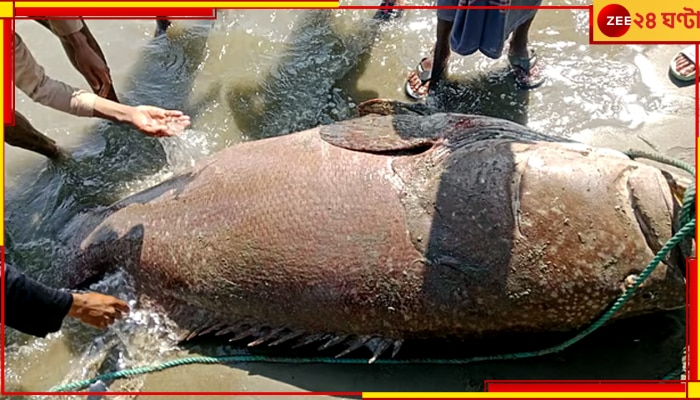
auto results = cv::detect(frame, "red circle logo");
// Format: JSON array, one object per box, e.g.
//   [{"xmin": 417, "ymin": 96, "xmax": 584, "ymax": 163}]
[{"xmin": 597, "ymin": 4, "xmax": 632, "ymax": 38}]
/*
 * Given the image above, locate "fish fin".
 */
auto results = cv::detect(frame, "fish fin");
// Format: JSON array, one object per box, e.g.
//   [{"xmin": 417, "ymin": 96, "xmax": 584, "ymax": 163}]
[
  {"xmin": 317, "ymin": 335, "xmax": 348, "ymax": 351},
  {"xmin": 321, "ymin": 113, "xmax": 564, "ymax": 155},
  {"xmin": 292, "ymin": 333, "xmax": 330, "ymax": 349},
  {"xmin": 183, "ymin": 325, "xmax": 209, "ymax": 341},
  {"xmin": 268, "ymin": 330, "xmax": 306, "ymax": 347},
  {"xmin": 391, "ymin": 339, "xmax": 403, "ymax": 358},
  {"xmin": 214, "ymin": 325, "xmax": 240, "ymax": 337},
  {"xmin": 335, "ymin": 335, "xmax": 371, "ymax": 358},
  {"xmin": 178, "ymin": 330, "xmax": 197, "ymax": 342},
  {"xmin": 228, "ymin": 325, "xmax": 259, "ymax": 342},
  {"xmin": 433, "ymin": 114, "xmax": 568, "ymax": 150},
  {"xmin": 198, "ymin": 323, "xmax": 226, "ymax": 338},
  {"xmin": 182, "ymin": 322, "xmax": 229, "ymax": 341},
  {"xmin": 356, "ymin": 98, "xmax": 435, "ymax": 118},
  {"xmin": 248, "ymin": 327, "xmax": 286, "ymax": 347},
  {"xmin": 366, "ymin": 337, "xmax": 393, "ymax": 364},
  {"xmin": 319, "ymin": 114, "xmax": 440, "ymax": 154}
]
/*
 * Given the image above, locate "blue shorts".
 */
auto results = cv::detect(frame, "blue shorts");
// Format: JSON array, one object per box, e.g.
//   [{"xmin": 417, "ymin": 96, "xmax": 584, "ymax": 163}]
[{"xmin": 436, "ymin": 0, "xmax": 460, "ymax": 22}]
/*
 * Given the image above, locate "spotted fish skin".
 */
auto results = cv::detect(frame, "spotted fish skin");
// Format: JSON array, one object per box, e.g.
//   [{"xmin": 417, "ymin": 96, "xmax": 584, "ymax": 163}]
[{"xmin": 70, "ymin": 113, "xmax": 687, "ymax": 360}]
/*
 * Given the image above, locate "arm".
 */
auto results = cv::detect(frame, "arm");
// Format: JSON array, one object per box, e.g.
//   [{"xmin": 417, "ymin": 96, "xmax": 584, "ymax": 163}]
[
  {"xmin": 14, "ymin": 33, "xmax": 191, "ymax": 136},
  {"xmin": 14, "ymin": 32, "xmax": 97, "ymax": 117},
  {"xmin": 3, "ymin": 263, "xmax": 73, "ymax": 338},
  {"xmin": 46, "ymin": 19, "xmax": 120, "ymax": 102},
  {"xmin": 16, "ymin": 33, "xmax": 146, "ymax": 124},
  {"xmin": 3, "ymin": 263, "xmax": 131, "ymax": 337},
  {"xmin": 47, "ymin": 19, "xmax": 84, "ymax": 37}
]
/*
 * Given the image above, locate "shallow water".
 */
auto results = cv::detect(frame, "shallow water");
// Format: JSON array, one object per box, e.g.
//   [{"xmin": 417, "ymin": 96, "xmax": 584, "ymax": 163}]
[{"xmin": 4, "ymin": 1, "xmax": 694, "ymax": 397}]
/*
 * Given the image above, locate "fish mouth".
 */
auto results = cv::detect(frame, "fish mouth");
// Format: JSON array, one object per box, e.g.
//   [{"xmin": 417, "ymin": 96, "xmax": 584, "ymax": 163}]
[{"xmin": 660, "ymin": 169, "xmax": 695, "ymax": 276}]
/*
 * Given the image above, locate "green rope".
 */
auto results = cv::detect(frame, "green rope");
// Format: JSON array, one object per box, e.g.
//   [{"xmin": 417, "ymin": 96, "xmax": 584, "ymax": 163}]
[
  {"xmin": 680, "ymin": 182, "xmax": 696, "ymax": 228},
  {"xmin": 661, "ymin": 365, "xmax": 685, "ymax": 381},
  {"xmin": 50, "ymin": 151, "xmax": 697, "ymax": 393},
  {"xmin": 623, "ymin": 149, "xmax": 696, "ymax": 176}
]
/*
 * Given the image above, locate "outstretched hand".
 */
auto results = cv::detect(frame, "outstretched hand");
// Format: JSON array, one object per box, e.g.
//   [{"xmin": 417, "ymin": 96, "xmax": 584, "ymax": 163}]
[
  {"xmin": 68, "ymin": 292, "xmax": 130, "ymax": 329},
  {"xmin": 130, "ymin": 105, "xmax": 191, "ymax": 137}
]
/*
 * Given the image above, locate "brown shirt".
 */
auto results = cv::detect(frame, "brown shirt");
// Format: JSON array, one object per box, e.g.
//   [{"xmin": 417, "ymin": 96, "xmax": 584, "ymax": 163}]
[{"xmin": 14, "ymin": 19, "xmax": 97, "ymax": 117}]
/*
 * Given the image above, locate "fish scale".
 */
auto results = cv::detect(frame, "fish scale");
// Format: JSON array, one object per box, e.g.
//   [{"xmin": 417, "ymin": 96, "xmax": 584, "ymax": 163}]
[{"xmin": 70, "ymin": 113, "xmax": 687, "ymax": 361}]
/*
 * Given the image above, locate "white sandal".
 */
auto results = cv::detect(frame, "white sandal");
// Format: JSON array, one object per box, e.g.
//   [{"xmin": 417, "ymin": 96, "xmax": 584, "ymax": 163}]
[{"xmin": 669, "ymin": 45, "xmax": 697, "ymax": 82}]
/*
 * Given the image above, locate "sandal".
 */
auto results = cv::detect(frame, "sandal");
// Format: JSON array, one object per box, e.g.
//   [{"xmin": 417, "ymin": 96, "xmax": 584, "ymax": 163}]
[
  {"xmin": 508, "ymin": 50, "xmax": 546, "ymax": 89},
  {"xmin": 374, "ymin": 0, "xmax": 404, "ymax": 20},
  {"xmin": 405, "ymin": 58, "xmax": 432, "ymax": 101},
  {"xmin": 669, "ymin": 45, "xmax": 696, "ymax": 82}
]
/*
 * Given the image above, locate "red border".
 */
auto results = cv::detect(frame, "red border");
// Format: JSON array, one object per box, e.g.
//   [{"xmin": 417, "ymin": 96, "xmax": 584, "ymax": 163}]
[
  {"xmin": 1, "ymin": 248, "xmax": 5, "ymax": 396},
  {"xmin": 487, "ymin": 383, "xmax": 686, "ymax": 392},
  {"xmin": 15, "ymin": 8, "xmax": 218, "ymax": 17},
  {"xmin": 689, "ymin": 258, "xmax": 697, "ymax": 382},
  {"xmin": 3, "ymin": 19, "xmax": 12, "ymax": 125},
  {"xmin": 1, "ymin": 3, "xmax": 698, "ymax": 398}
]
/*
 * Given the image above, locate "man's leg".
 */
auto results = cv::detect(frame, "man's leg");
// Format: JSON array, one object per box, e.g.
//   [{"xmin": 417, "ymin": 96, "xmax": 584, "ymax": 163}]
[
  {"xmin": 405, "ymin": 0, "xmax": 458, "ymax": 100},
  {"xmin": 5, "ymin": 112, "xmax": 70, "ymax": 162},
  {"xmin": 430, "ymin": 18, "xmax": 454, "ymax": 90},
  {"xmin": 506, "ymin": 13, "xmax": 545, "ymax": 89},
  {"xmin": 155, "ymin": 18, "xmax": 172, "ymax": 37},
  {"xmin": 508, "ymin": 16, "xmax": 534, "ymax": 59}
]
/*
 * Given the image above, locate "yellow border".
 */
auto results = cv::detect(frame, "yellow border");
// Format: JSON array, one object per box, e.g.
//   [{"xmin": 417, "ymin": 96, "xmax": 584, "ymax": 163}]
[
  {"xmin": 15, "ymin": 2, "xmax": 340, "ymax": 8},
  {"xmin": 2, "ymin": 2, "xmax": 698, "ymax": 399},
  {"xmin": 0, "ymin": 17, "xmax": 3, "ymax": 247},
  {"xmin": 363, "ymin": 393, "xmax": 687, "ymax": 399},
  {"xmin": 689, "ymin": 382, "xmax": 700, "ymax": 398}
]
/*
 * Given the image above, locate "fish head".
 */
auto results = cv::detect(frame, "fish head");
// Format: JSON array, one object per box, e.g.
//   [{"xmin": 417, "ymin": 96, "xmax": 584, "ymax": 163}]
[{"xmin": 621, "ymin": 160, "xmax": 691, "ymax": 312}]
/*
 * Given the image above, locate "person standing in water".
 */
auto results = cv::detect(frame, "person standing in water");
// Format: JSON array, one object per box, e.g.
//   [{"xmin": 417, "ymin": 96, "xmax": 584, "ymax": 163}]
[
  {"xmin": 404, "ymin": 0, "xmax": 545, "ymax": 100},
  {"xmin": 9, "ymin": 19, "xmax": 190, "ymax": 161},
  {"xmin": 374, "ymin": 0, "xmax": 406, "ymax": 20}
]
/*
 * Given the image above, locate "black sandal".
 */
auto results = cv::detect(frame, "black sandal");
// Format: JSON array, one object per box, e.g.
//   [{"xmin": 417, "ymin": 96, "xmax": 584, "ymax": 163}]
[{"xmin": 404, "ymin": 58, "xmax": 432, "ymax": 100}]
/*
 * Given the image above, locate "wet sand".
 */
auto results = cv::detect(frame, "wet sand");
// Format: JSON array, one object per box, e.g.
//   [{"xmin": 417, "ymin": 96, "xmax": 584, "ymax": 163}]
[{"xmin": 3, "ymin": 2, "xmax": 694, "ymax": 398}]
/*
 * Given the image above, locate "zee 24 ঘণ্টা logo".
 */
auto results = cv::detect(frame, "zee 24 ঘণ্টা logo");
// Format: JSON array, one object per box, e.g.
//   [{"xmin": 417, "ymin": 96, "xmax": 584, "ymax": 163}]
[{"xmin": 597, "ymin": 3, "xmax": 700, "ymax": 39}]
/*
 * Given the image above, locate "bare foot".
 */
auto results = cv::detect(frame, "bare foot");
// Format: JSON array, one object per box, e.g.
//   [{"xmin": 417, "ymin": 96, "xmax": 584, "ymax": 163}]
[{"xmin": 405, "ymin": 57, "xmax": 433, "ymax": 100}]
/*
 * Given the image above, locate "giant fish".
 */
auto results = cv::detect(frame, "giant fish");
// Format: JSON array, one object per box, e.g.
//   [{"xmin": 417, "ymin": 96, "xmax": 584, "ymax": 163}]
[{"xmin": 65, "ymin": 113, "xmax": 689, "ymax": 362}]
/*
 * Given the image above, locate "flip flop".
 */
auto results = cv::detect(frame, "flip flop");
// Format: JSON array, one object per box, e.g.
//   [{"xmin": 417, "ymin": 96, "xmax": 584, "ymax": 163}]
[
  {"xmin": 405, "ymin": 58, "xmax": 432, "ymax": 101},
  {"xmin": 669, "ymin": 45, "xmax": 697, "ymax": 82},
  {"xmin": 373, "ymin": 0, "xmax": 404, "ymax": 20},
  {"xmin": 508, "ymin": 50, "xmax": 546, "ymax": 90}
]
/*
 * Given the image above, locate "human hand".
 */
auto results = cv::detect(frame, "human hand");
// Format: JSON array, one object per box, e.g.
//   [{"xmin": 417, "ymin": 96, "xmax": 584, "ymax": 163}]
[
  {"xmin": 67, "ymin": 32, "xmax": 113, "ymax": 98},
  {"xmin": 68, "ymin": 292, "xmax": 130, "ymax": 329},
  {"xmin": 129, "ymin": 105, "xmax": 191, "ymax": 138}
]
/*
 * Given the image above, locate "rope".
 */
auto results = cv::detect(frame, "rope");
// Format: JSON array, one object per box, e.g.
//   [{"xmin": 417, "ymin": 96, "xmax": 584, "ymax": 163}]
[
  {"xmin": 623, "ymin": 149, "xmax": 696, "ymax": 176},
  {"xmin": 50, "ymin": 152, "xmax": 697, "ymax": 393},
  {"xmin": 661, "ymin": 365, "xmax": 685, "ymax": 381}
]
